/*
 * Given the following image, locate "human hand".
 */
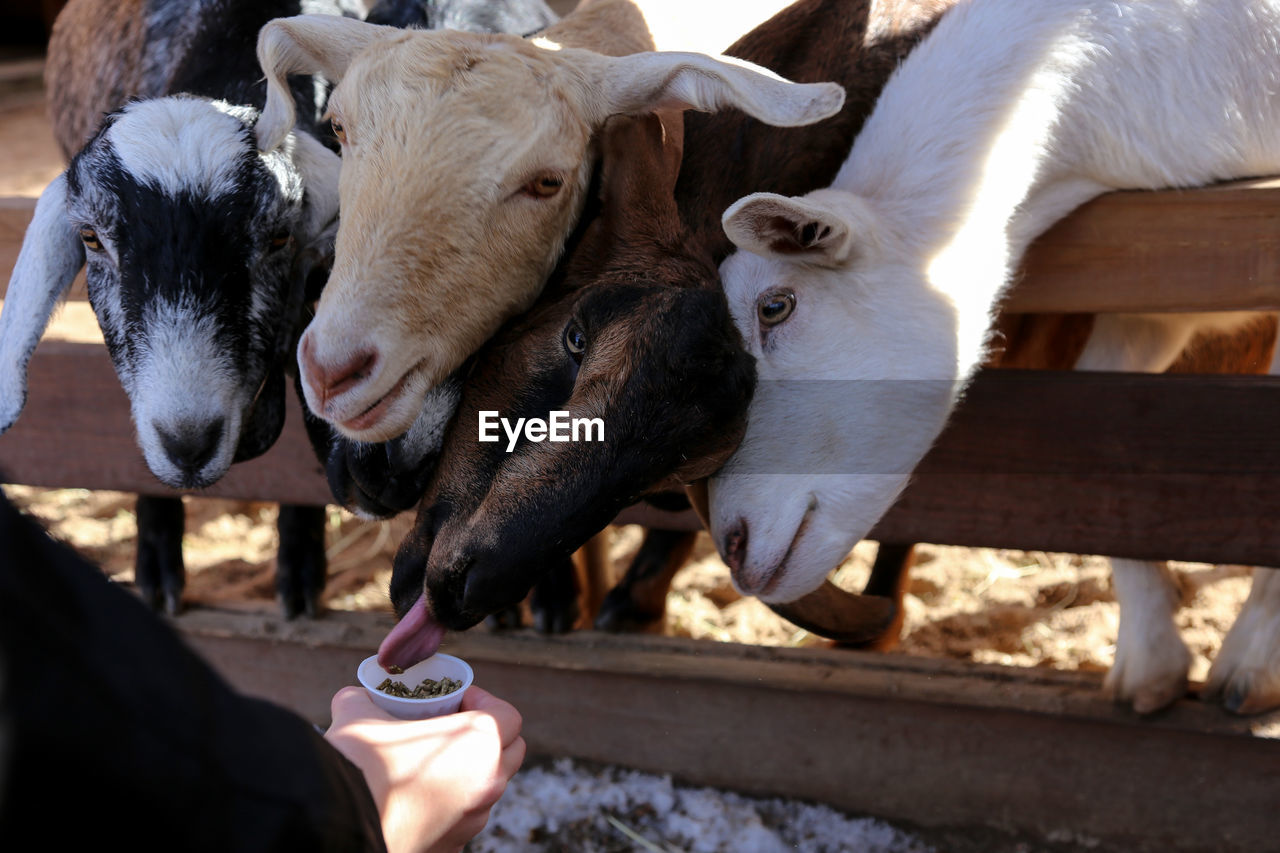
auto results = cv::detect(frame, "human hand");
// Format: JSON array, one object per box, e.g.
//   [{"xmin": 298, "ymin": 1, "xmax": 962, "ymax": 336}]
[{"xmin": 325, "ymin": 685, "xmax": 526, "ymax": 853}]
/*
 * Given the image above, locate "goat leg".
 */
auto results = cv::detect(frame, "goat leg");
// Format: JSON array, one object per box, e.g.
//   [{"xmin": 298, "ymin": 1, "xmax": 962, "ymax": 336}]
[
  {"xmin": 483, "ymin": 604, "xmax": 525, "ymax": 631},
  {"xmin": 595, "ymin": 529, "xmax": 698, "ymax": 633},
  {"xmin": 833, "ymin": 542, "xmax": 914, "ymax": 651},
  {"xmin": 529, "ymin": 555, "xmax": 581, "ymax": 635},
  {"xmin": 134, "ymin": 495, "xmax": 185, "ymax": 616},
  {"xmin": 275, "ymin": 504, "xmax": 328, "ymax": 620}
]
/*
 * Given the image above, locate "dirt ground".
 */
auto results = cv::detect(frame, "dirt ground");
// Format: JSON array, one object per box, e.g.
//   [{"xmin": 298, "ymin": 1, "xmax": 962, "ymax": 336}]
[{"xmin": 0, "ymin": 68, "xmax": 1255, "ymax": 688}]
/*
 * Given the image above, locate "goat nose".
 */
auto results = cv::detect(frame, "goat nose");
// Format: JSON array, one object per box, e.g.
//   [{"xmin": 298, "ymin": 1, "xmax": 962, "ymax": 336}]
[
  {"xmin": 299, "ymin": 331, "xmax": 378, "ymax": 404},
  {"xmin": 721, "ymin": 520, "xmax": 749, "ymax": 576},
  {"xmin": 157, "ymin": 417, "xmax": 225, "ymax": 475}
]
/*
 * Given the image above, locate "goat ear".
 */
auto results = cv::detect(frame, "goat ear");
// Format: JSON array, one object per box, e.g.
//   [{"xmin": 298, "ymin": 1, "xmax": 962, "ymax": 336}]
[
  {"xmin": 290, "ymin": 130, "xmax": 342, "ymax": 242},
  {"xmin": 582, "ymin": 50, "xmax": 845, "ymax": 129},
  {"xmin": 722, "ymin": 192, "xmax": 856, "ymax": 267},
  {"xmin": 0, "ymin": 174, "xmax": 85, "ymax": 433},
  {"xmin": 594, "ymin": 110, "xmax": 684, "ymax": 233},
  {"xmin": 256, "ymin": 15, "xmax": 400, "ymax": 152}
]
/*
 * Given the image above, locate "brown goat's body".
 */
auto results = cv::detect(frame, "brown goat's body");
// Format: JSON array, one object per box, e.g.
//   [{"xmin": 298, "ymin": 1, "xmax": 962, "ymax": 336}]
[
  {"xmin": 989, "ymin": 313, "xmax": 1278, "ymax": 373},
  {"xmin": 45, "ymin": 0, "xmax": 151, "ymax": 159},
  {"xmin": 386, "ymin": 0, "xmax": 960, "ymax": 638},
  {"xmin": 677, "ymin": 0, "xmax": 956, "ymax": 254},
  {"xmin": 393, "ymin": 0, "xmax": 1280, "ymax": 645},
  {"xmin": 539, "ymin": 0, "xmax": 654, "ymax": 53}
]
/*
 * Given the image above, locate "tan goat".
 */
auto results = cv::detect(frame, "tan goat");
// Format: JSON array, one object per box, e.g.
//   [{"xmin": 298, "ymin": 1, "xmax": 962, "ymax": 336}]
[{"xmin": 255, "ymin": 0, "xmax": 843, "ymax": 441}]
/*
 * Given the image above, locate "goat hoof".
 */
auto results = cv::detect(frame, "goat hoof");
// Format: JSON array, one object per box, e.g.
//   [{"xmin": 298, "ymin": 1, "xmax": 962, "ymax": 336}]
[
  {"xmin": 532, "ymin": 599, "xmax": 579, "ymax": 635},
  {"xmin": 594, "ymin": 587, "xmax": 664, "ymax": 633},
  {"xmin": 530, "ymin": 580, "xmax": 580, "ymax": 635},
  {"xmin": 1202, "ymin": 575, "xmax": 1280, "ymax": 714},
  {"xmin": 136, "ymin": 579, "xmax": 162, "ymax": 613},
  {"xmin": 1104, "ymin": 621, "xmax": 1191, "ymax": 715},
  {"xmin": 163, "ymin": 588, "xmax": 184, "ymax": 618},
  {"xmin": 276, "ymin": 585, "xmax": 325, "ymax": 621},
  {"xmin": 485, "ymin": 605, "xmax": 524, "ymax": 631}
]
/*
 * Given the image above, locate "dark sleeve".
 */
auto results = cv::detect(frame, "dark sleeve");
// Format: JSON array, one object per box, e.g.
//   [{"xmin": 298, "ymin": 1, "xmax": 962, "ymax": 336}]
[{"xmin": 0, "ymin": 488, "xmax": 387, "ymax": 852}]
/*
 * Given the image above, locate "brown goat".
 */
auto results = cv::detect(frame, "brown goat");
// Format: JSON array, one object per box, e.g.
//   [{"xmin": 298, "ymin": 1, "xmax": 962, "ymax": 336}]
[
  {"xmin": 256, "ymin": 0, "xmax": 843, "ymax": 444},
  {"xmin": 379, "ymin": 0, "xmax": 1280, "ymax": 660},
  {"xmin": 377, "ymin": 0, "xmax": 956, "ymax": 665}
]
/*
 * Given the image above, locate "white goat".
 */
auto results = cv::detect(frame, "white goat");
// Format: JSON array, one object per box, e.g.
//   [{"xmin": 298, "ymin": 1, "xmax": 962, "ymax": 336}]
[{"xmin": 712, "ymin": 0, "xmax": 1280, "ymax": 713}]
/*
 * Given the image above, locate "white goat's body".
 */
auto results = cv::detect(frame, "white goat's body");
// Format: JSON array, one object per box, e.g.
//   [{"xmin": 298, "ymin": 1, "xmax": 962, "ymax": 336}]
[
  {"xmin": 837, "ymin": 0, "xmax": 1280, "ymax": 381},
  {"xmin": 714, "ymin": 0, "xmax": 1280, "ymax": 712}
]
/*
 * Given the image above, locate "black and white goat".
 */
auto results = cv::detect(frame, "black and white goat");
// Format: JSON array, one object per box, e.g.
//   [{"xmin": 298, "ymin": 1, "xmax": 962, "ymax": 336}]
[
  {"xmin": 363, "ymin": 0, "xmax": 556, "ymax": 31},
  {"xmin": 0, "ymin": 0, "xmax": 555, "ymax": 616}
]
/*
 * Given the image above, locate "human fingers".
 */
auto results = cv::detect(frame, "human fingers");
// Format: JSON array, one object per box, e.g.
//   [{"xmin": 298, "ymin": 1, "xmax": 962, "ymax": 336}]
[
  {"xmin": 459, "ymin": 687, "xmax": 523, "ymax": 747},
  {"xmin": 499, "ymin": 736, "xmax": 527, "ymax": 782},
  {"xmin": 330, "ymin": 685, "xmax": 394, "ymax": 725}
]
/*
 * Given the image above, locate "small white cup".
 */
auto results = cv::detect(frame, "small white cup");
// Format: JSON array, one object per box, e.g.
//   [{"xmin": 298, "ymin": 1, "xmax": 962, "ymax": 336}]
[{"xmin": 357, "ymin": 653, "xmax": 474, "ymax": 720}]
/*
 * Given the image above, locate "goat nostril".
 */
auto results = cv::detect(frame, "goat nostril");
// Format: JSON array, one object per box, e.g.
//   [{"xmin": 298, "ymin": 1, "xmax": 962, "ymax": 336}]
[
  {"xmin": 722, "ymin": 521, "xmax": 749, "ymax": 575},
  {"xmin": 157, "ymin": 417, "xmax": 225, "ymax": 474},
  {"xmin": 300, "ymin": 334, "xmax": 378, "ymax": 403}
]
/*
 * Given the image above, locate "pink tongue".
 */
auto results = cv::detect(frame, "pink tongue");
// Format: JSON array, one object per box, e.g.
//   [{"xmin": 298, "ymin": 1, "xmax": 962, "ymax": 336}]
[{"xmin": 377, "ymin": 594, "xmax": 446, "ymax": 670}]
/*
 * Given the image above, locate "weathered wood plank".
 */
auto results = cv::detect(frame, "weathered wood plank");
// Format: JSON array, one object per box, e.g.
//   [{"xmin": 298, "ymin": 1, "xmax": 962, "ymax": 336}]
[
  {"xmin": 175, "ymin": 604, "xmax": 1280, "ymax": 853},
  {"xmin": 869, "ymin": 370, "xmax": 1280, "ymax": 566},
  {"xmin": 1009, "ymin": 177, "xmax": 1280, "ymax": 313},
  {"xmin": 9, "ymin": 180, "xmax": 1280, "ymax": 312}
]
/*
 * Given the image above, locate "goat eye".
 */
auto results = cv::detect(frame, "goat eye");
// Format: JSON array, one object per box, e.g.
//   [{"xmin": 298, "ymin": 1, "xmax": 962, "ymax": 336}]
[
  {"xmin": 269, "ymin": 230, "xmax": 291, "ymax": 250},
  {"xmin": 331, "ymin": 117, "xmax": 347, "ymax": 144},
  {"xmin": 757, "ymin": 291, "xmax": 796, "ymax": 327},
  {"xmin": 78, "ymin": 227, "xmax": 103, "ymax": 253},
  {"xmin": 523, "ymin": 174, "xmax": 563, "ymax": 199},
  {"xmin": 563, "ymin": 321, "xmax": 587, "ymax": 363}
]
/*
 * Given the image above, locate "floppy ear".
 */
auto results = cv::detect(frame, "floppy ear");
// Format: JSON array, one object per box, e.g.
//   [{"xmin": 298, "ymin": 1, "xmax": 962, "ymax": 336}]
[
  {"xmin": 721, "ymin": 192, "xmax": 857, "ymax": 267},
  {"xmin": 0, "ymin": 174, "xmax": 85, "ymax": 433},
  {"xmin": 289, "ymin": 129, "xmax": 342, "ymax": 242},
  {"xmin": 577, "ymin": 50, "xmax": 845, "ymax": 129},
  {"xmin": 256, "ymin": 15, "xmax": 401, "ymax": 151}
]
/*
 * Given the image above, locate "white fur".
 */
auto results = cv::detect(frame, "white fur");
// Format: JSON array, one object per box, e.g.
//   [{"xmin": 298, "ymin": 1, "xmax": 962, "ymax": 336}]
[
  {"xmin": 130, "ymin": 295, "xmax": 244, "ymax": 486},
  {"xmin": 1205, "ymin": 567, "xmax": 1280, "ymax": 714},
  {"xmin": 0, "ymin": 96, "xmax": 341, "ymax": 492},
  {"xmin": 1199, "ymin": 338, "xmax": 1280, "ymax": 714},
  {"xmin": 0, "ymin": 175, "xmax": 84, "ymax": 433},
  {"xmin": 1104, "ymin": 559, "xmax": 1192, "ymax": 714},
  {"xmin": 396, "ymin": 379, "xmax": 462, "ymax": 464},
  {"xmin": 1072, "ymin": 312, "xmax": 1275, "ymax": 713},
  {"xmin": 108, "ymin": 100, "xmax": 256, "ymax": 199},
  {"xmin": 712, "ymin": 0, "xmax": 1280, "ymax": 607}
]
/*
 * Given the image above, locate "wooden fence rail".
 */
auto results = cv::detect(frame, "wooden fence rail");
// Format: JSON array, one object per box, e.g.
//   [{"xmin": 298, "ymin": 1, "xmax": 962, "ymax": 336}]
[{"xmin": 179, "ymin": 603, "xmax": 1280, "ymax": 853}]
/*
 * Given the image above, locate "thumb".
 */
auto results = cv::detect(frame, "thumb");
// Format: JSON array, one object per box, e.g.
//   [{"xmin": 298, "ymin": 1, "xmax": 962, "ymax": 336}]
[{"xmin": 330, "ymin": 685, "xmax": 392, "ymax": 725}]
